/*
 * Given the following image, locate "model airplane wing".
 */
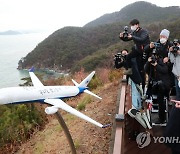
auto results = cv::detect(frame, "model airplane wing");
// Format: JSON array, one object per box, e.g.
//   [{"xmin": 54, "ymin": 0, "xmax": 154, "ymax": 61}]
[
  {"xmin": 44, "ymin": 98, "xmax": 104, "ymax": 128},
  {"xmin": 29, "ymin": 67, "xmax": 44, "ymax": 87}
]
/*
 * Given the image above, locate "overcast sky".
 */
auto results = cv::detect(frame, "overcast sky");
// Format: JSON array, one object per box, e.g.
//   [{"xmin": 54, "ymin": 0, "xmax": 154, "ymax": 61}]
[{"xmin": 0, "ymin": 0, "xmax": 179, "ymax": 33}]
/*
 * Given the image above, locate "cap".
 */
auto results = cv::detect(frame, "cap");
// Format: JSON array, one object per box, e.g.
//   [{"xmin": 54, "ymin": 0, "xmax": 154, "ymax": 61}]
[{"xmin": 160, "ymin": 29, "xmax": 170, "ymax": 38}]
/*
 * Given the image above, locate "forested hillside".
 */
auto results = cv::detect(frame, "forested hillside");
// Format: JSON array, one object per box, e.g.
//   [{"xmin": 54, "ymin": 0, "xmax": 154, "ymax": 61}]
[
  {"xmin": 18, "ymin": 1, "xmax": 180, "ymax": 73},
  {"xmin": 18, "ymin": 24, "xmax": 122, "ymax": 71},
  {"xmin": 84, "ymin": 1, "xmax": 180, "ymax": 27}
]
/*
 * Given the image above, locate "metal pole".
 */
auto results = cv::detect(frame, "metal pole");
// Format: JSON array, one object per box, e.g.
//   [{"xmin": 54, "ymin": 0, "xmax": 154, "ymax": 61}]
[{"xmin": 55, "ymin": 111, "xmax": 77, "ymax": 154}]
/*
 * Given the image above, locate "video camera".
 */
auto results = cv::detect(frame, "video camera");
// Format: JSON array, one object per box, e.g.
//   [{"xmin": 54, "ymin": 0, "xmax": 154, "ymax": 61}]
[
  {"xmin": 150, "ymin": 49, "xmax": 157, "ymax": 64},
  {"xmin": 114, "ymin": 53, "xmax": 126, "ymax": 69},
  {"xmin": 153, "ymin": 42, "xmax": 160, "ymax": 49},
  {"xmin": 171, "ymin": 39, "xmax": 179, "ymax": 54},
  {"xmin": 122, "ymin": 26, "xmax": 129, "ymax": 39},
  {"xmin": 149, "ymin": 42, "xmax": 161, "ymax": 63}
]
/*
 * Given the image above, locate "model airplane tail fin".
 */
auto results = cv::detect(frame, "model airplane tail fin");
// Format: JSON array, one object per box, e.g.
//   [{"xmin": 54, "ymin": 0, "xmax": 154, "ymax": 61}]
[
  {"xmin": 72, "ymin": 71, "xmax": 95, "ymax": 88},
  {"xmin": 29, "ymin": 67, "xmax": 44, "ymax": 87},
  {"xmin": 72, "ymin": 71, "xmax": 102, "ymax": 100},
  {"xmin": 79, "ymin": 71, "xmax": 95, "ymax": 88}
]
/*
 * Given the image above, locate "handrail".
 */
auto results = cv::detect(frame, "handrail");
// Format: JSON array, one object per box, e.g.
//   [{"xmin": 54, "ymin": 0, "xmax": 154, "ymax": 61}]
[{"xmin": 113, "ymin": 75, "xmax": 127, "ymax": 154}]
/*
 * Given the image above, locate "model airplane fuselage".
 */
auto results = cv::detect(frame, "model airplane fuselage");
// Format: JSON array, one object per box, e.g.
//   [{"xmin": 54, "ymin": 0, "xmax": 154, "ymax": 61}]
[
  {"xmin": 0, "ymin": 68, "xmax": 110, "ymax": 128},
  {"xmin": 0, "ymin": 86, "xmax": 81, "ymax": 105}
]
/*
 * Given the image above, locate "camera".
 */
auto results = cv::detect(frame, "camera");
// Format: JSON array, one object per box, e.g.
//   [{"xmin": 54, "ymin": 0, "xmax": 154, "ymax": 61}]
[
  {"xmin": 151, "ymin": 42, "xmax": 161, "ymax": 53},
  {"xmin": 153, "ymin": 42, "xmax": 160, "ymax": 49},
  {"xmin": 171, "ymin": 39, "xmax": 179, "ymax": 54},
  {"xmin": 150, "ymin": 49, "xmax": 157, "ymax": 64},
  {"xmin": 114, "ymin": 53, "xmax": 125, "ymax": 63},
  {"xmin": 114, "ymin": 53, "xmax": 125, "ymax": 68},
  {"xmin": 122, "ymin": 26, "xmax": 129, "ymax": 39}
]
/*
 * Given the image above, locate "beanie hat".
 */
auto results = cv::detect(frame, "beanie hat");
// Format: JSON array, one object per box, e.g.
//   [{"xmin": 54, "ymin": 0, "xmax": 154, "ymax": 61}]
[{"xmin": 160, "ymin": 29, "xmax": 170, "ymax": 38}]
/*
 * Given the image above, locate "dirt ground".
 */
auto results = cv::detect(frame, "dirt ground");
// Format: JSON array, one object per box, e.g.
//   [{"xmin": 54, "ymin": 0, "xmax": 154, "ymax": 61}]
[{"xmin": 14, "ymin": 81, "xmax": 119, "ymax": 154}]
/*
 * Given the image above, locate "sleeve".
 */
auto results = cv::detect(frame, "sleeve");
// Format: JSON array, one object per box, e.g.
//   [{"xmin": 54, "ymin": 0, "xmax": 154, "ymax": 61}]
[
  {"xmin": 144, "ymin": 44, "xmax": 154, "ymax": 56},
  {"xmin": 114, "ymin": 61, "xmax": 124, "ymax": 69},
  {"xmin": 144, "ymin": 61, "xmax": 151, "ymax": 74},
  {"xmin": 120, "ymin": 36, "xmax": 132, "ymax": 42},
  {"xmin": 155, "ymin": 62, "xmax": 169, "ymax": 74},
  {"xmin": 132, "ymin": 29, "xmax": 149, "ymax": 43},
  {"xmin": 168, "ymin": 52, "xmax": 175, "ymax": 63}
]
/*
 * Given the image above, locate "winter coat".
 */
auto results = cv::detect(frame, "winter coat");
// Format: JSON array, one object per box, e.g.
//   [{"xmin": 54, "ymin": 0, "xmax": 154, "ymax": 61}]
[
  {"xmin": 169, "ymin": 52, "xmax": 180, "ymax": 77},
  {"xmin": 164, "ymin": 106, "xmax": 180, "ymax": 152},
  {"xmin": 144, "ymin": 58, "xmax": 171, "ymax": 89},
  {"xmin": 144, "ymin": 40, "xmax": 171, "ymax": 59},
  {"xmin": 121, "ymin": 27, "xmax": 150, "ymax": 52}
]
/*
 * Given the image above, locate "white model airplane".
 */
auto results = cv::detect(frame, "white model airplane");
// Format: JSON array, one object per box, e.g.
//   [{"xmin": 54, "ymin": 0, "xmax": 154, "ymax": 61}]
[{"xmin": 0, "ymin": 67, "xmax": 110, "ymax": 128}]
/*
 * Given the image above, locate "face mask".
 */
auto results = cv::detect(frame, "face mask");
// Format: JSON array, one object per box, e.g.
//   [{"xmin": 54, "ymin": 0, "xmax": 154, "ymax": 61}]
[
  {"xmin": 160, "ymin": 38, "xmax": 167, "ymax": 44},
  {"xmin": 178, "ymin": 80, "xmax": 180, "ymax": 88},
  {"xmin": 131, "ymin": 25, "xmax": 137, "ymax": 31}
]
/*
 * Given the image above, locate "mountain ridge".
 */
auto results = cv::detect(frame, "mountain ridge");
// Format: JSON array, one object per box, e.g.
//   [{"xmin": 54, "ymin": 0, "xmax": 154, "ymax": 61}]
[
  {"xmin": 84, "ymin": 1, "xmax": 180, "ymax": 27},
  {"xmin": 0, "ymin": 30, "xmax": 21, "ymax": 35},
  {"xmin": 18, "ymin": 1, "xmax": 180, "ymax": 73}
]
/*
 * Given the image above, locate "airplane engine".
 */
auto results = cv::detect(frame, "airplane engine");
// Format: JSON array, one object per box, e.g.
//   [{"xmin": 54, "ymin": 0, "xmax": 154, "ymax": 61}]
[{"xmin": 45, "ymin": 106, "xmax": 58, "ymax": 114}]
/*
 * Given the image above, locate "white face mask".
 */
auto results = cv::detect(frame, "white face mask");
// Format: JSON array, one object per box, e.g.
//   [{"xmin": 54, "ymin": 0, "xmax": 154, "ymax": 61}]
[
  {"xmin": 131, "ymin": 25, "xmax": 137, "ymax": 31},
  {"xmin": 160, "ymin": 38, "xmax": 167, "ymax": 44},
  {"xmin": 178, "ymin": 80, "xmax": 180, "ymax": 88}
]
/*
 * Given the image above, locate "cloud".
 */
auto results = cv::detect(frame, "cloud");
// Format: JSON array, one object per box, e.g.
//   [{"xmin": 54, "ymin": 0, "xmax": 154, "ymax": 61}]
[{"xmin": 0, "ymin": 0, "xmax": 179, "ymax": 32}]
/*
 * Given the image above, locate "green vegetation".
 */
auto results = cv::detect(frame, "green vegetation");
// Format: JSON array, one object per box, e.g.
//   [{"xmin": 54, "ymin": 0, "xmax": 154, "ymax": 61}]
[
  {"xmin": 74, "ymin": 139, "xmax": 81, "ymax": 149},
  {"xmin": 0, "ymin": 104, "xmax": 47, "ymax": 148},
  {"xmin": 0, "ymin": 77, "xmax": 47, "ymax": 152},
  {"xmin": 77, "ymin": 96, "xmax": 92, "ymax": 111},
  {"xmin": 88, "ymin": 75, "xmax": 103, "ymax": 89},
  {"xmin": 108, "ymin": 69, "xmax": 124, "ymax": 82}
]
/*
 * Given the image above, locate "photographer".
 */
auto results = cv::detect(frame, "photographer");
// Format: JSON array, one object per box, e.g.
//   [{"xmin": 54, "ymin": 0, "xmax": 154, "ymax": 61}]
[
  {"xmin": 164, "ymin": 39, "xmax": 180, "ymax": 154},
  {"xmin": 145, "ymin": 29, "xmax": 171, "ymax": 62},
  {"xmin": 145, "ymin": 29, "xmax": 174, "ymax": 88},
  {"xmin": 114, "ymin": 49, "xmax": 128, "ymax": 69},
  {"xmin": 169, "ymin": 39, "xmax": 180, "ymax": 100},
  {"xmin": 119, "ymin": 19, "xmax": 150, "ymax": 75},
  {"xmin": 144, "ymin": 51, "xmax": 171, "ymax": 124},
  {"xmin": 114, "ymin": 49, "xmax": 143, "ymax": 85}
]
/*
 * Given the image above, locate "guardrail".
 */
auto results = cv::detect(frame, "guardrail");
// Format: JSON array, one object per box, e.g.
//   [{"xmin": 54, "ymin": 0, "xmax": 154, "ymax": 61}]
[{"xmin": 112, "ymin": 75, "xmax": 127, "ymax": 154}]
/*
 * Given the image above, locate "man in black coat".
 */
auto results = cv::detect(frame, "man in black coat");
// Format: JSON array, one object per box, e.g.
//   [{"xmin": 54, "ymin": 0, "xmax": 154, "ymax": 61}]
[
  {"xmin": 114, "ymin": 49, "xmax": 143, "ymax": 85},
  {"xmin": 119, "ymin": 19, "xmax": 150, "ymax": 75},
  {"xmin": 144, "ymin": 55, "xmax": 171, "ymax": 123},
  {"xmin": 144, "ymin": 29, "xmax": 171, "ymax": 59},
  {"xmin": 144, "ymin": 29, "xmax": 175, "ymax": 91}
]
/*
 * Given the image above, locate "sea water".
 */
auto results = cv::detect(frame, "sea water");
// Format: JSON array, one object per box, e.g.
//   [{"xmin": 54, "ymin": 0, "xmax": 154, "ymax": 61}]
[{"xmin": 0, "ymin": 32, "xmax": 51, "ymax": 88}]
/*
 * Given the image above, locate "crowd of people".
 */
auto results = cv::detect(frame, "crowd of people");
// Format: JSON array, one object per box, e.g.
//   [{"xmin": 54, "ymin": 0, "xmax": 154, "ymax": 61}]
[{"xmin": 115, "ymin": 19, "xmax": 180, "ymax": 154}]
